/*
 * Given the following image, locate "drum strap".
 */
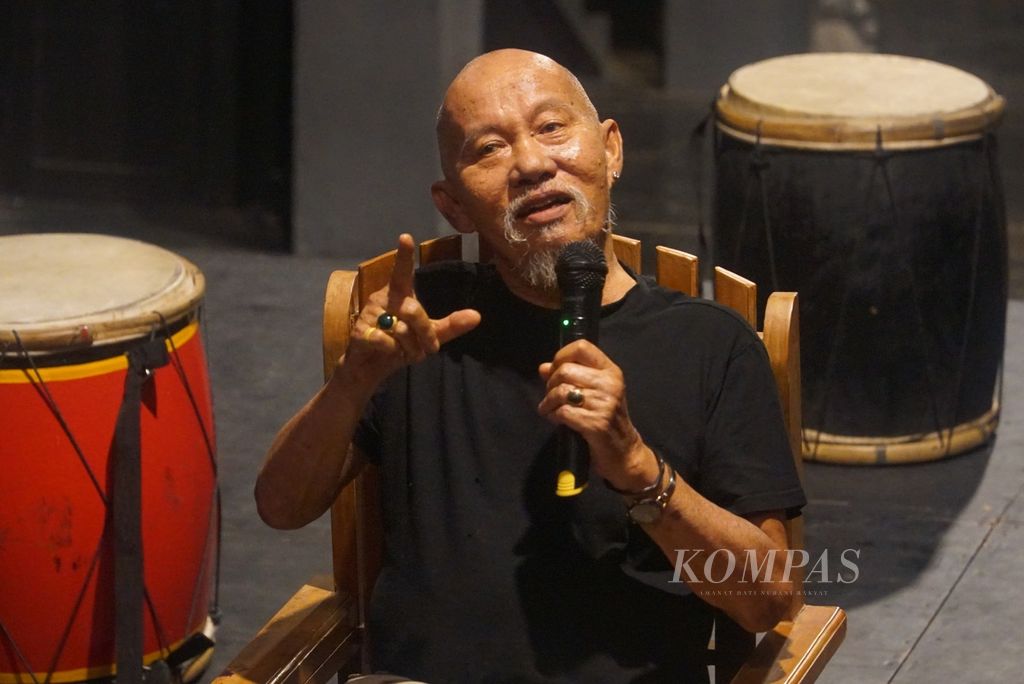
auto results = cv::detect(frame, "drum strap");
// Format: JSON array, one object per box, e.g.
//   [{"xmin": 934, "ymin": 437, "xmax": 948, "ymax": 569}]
[
  {"xmin": 113, "ymin": 338, "xmax": 169, "ymax": 684},
  {"xmin": 688, "ymin": 101, "xmax": 716, "ymax": 288}
]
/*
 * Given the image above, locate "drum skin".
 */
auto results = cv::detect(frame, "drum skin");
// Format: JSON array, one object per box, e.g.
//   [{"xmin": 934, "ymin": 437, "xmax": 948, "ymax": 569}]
[
  {"xmin": 713, "ymin": 54, "xmax": 1007, "ymax": 463},
  {"xmin": 0, "ymin": 322, "xmax": 217, "ymax": 682}
]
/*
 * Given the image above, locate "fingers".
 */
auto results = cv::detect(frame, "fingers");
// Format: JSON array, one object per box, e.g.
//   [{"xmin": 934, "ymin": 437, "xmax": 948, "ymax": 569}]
[
  {"xmin": 536, "ymin": 344, "xmax": 622, "ymax": 419},
  {"xmin": 398, "ymin": 296, "xmax": 440, "ymax": 356},
  {"xmin": 539, "ymin": 340, "xmax": 616, "ymax": 399},
  {"xmin": 435, "ymin": 308, "xmax": 482, "ymax": 344},
  {"xmin": 548, "ymin": 339, "xmax": 612, "ymax": 370},
  {"xmin": 359, "ymin": 298, "xmax": 433, "ymax": 361},
  {"xmin": 352, "ymin": 294, "xmax": 480, "ymax": 377},
  {"xmin": 387, "ymin": 233, "xmax": 416, "ymax": 311},
  {"xmin": 350, "ymin": 233, "xmax": 482, "ymax": 376},
  {"xmin": 536, "ymin": 367, "xmax": 614, "ymax": 417}
]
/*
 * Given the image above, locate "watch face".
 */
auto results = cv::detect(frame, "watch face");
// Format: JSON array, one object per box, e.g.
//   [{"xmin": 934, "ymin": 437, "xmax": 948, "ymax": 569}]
[{"xmin": 628, "ymin": 501, "xmax": 661, "ymax": 525}]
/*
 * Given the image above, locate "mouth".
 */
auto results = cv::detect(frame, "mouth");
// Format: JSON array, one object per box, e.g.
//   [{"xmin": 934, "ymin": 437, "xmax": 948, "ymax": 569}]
[{"xmin": 513, "ymin": 191, "xmax": 573, "ymax": 225}]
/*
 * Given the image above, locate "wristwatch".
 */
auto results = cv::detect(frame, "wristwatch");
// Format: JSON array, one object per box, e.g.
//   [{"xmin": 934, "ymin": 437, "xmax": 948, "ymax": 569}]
[{"xmin": 626, "ymin": 467, "xmax": 677, "ymax": 525}]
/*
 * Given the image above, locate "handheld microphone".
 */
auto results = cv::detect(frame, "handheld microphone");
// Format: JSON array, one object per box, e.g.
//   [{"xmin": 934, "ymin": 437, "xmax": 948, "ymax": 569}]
[{"xmin": 554, "ymin": 240, "xmax": 607, "ymax": 497}]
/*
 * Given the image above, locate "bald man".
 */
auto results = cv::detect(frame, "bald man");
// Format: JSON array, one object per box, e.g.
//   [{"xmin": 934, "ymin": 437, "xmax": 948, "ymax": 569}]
[{"xmin": 256, "ymin": 50, "xmax": 805, "ymax": 682}]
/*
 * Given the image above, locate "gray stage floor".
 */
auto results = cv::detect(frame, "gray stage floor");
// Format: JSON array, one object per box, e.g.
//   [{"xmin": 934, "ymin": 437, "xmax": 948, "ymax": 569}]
[{"xmin": 150, "ymin": 243, "xmax": 1022, "ymax": 684}]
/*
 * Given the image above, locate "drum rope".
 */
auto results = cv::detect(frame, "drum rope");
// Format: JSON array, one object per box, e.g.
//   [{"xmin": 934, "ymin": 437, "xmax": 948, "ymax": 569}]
[
  {"xmin": 986, "ymin": 131, "xmax": 1008, "ymax": 433},
  {"xmin": 181, "ymin": 489, "xmax": 219, "ymax": 650},
  {"xmin": 41, "ymin": 538, "xmax": 105, "ymax": 684},
  {"xmin": 809, "ymin": 145, "xmax": 895, "ymax": 458},
  {"xmin": 193, "ymin": 309, "xmax": 224, "ymax": 615},
  {"xmin": 756, "ymin": 159, "xmax": 781, "ymax": 294},
  {"xmin": 156, "ymin": 311, "xmax": 223, "ymax": 617},
  {"xmin": 0, "ymin": 619, "xmax": 43, "ymax": 684},
  {"xmin": 157, "ymin": 314, "xmax": 217, "ymax": 475},
  {"xmin": 732, "ymin": 145, "xmax": 757, "ymax": 269},
  {"xmin": 943, "ymin": 132, "xmax": 997, "ymax": 452},
  {"xmin": 7, "ymin": 332, "xmax": 109, "ymax": 507},
  {"xmin": 873, "ymin": 129, "xmax": 948, "ymax": 446},
  {"xmin": 688, "ymin": 101, "xmax": 716, "ymax": 285},
  {"xmin": 732, "ymin": 122, "xmax": 781, "ymax": 295}
]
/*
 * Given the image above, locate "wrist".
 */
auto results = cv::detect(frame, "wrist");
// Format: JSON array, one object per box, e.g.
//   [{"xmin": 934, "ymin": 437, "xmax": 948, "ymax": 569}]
[
  {"xmin": 625, "ymin": 466, "xmax": 677, "ymax": 526},
  {"xmin": 604, "ymin": 447, "xmax": 663, "ymax": 497},
  {"xmin": 328, "ymin": 354, "xmax": 383, "ymax": 402}
]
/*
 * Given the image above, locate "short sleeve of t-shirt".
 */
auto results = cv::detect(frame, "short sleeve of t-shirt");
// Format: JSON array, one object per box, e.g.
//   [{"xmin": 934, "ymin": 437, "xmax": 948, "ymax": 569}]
[{"xmin": 697, "ymin": 332, "xmax": 805, "ymax": 519}]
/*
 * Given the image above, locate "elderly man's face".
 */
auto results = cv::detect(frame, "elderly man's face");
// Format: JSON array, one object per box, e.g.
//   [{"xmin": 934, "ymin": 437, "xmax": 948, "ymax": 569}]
[{"xmin": 433, "ymin": 52, "xmax": 623, "ymax": 287}]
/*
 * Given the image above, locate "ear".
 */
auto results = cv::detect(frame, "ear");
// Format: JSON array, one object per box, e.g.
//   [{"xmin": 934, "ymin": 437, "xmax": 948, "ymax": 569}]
[
  {"xmin": 601, "ymin": 119, "xmax": 624, "ymax": 185},
  {"xmin": 431, "ymin": 180, "xmax": 476, "ymax": 235}
]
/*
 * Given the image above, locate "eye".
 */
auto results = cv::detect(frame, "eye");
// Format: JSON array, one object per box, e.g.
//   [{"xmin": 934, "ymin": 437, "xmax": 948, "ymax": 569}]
[
  {"xmin": 539, "ymin": 120, "xmax": 564, "ymax": 134},
  {"xmin": 478, "ymin": 140, "xmax": 503, "ymax": 156}
]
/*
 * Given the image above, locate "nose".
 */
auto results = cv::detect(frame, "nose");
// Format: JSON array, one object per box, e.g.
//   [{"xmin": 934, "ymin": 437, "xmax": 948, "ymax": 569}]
[{"xmin": 510, "ymin": 135, "xmax": 557, "ymax": 186}]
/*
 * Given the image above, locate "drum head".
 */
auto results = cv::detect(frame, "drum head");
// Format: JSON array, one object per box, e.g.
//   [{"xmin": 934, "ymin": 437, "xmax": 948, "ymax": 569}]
[
  {"xmin": 0, "ymin": 233, "xmax": 205, "ymax": 350},
  {"xmin": 716, "ymin": 53, "xmax": 1004, "ymax": 149}
]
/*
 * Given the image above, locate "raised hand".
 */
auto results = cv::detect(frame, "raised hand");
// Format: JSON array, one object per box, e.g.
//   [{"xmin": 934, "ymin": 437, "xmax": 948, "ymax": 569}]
[{"xmin": 344, "ymin": 233, "xmax": 481, "ymax": 387}]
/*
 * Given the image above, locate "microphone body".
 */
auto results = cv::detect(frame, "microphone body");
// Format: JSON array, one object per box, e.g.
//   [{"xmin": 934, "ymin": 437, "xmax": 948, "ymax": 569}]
[{"xmin": 554, "ymin": 240, "xmax": 607, "ymax": 497}]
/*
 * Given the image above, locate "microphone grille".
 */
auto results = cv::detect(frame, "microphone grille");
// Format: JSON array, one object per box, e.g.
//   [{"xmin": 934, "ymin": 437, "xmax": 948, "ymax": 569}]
[{"xmin": 556, "ymin": 240, "xmax": 608, "ymax": 289}]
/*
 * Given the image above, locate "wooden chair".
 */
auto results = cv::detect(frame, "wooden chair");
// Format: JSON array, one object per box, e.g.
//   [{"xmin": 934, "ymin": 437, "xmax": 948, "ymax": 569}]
[{"xmin": 215, "ymin": 234, "xmax": 846, "ymax": 684}]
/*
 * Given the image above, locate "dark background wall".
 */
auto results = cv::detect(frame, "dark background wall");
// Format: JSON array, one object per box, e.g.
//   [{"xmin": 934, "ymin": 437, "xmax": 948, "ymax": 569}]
[
  {"xmin": 0, "ymin": 0, "xmax": 292, "ymax": 248},
  {"xmin": 1, "ymin": 0, "xmax": 1022, "ymax": 294}
]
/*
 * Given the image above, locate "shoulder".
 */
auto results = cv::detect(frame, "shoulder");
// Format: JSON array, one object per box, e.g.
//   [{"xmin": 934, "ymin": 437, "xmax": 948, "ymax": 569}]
[{"xmin": 625, "ymin": 275, "xmax": 762, "ymax": 353}]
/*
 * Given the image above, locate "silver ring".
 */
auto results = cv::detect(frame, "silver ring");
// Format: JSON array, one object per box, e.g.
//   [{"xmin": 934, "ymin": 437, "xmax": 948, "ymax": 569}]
[{"xmin": 567, "ymin": 388, "xmax": 584, "ymax": 407}]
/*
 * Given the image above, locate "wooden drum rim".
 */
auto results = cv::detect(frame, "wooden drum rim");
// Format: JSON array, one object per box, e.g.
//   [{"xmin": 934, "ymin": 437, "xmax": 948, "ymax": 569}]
[
  {"xmin": 715, "ymin": 53, "xmax": 1006, "ymax": 151},
  {"xmin": 0, "ymin": 233, "xmax": 206, "ymax": 352},
  {"xmin": 802, "ymin": 400, "xmax": 1000, "ymax": 465}
]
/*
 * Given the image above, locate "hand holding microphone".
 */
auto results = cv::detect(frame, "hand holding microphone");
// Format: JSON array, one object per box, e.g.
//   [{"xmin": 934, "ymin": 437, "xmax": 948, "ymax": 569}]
[
  {"xmin": 539, "ymin": 240, "xmax": 660, "ymax": 499},
  {"xmin": 544, "ymin": 240, "xmax": 607, "ymax": 496}
]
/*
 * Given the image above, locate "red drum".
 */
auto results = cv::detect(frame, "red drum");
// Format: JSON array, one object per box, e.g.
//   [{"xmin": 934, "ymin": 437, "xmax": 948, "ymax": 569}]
[{"xmin": 0, "ymin": 234, "xmax": 218, "ymax": 682}]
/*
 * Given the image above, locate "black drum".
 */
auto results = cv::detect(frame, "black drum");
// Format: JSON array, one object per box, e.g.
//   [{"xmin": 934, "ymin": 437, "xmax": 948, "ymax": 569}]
[{"xmin": 713, "ymin": 53, "xmax": 1007, "ymax": 464}]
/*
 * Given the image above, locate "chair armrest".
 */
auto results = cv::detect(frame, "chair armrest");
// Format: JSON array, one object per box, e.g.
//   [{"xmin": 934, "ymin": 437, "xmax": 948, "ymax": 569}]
[
  {"xmin": 213, "ymin": 581, "xmax": 361, "ymax": 684},
  {"xmin": 729, "ymin": 604, "xmax": 847, "ymax": 684}
]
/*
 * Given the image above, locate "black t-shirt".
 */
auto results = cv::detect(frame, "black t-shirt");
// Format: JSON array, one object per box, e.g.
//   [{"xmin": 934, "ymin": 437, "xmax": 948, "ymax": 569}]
[{"xmin": 353, "ymin": 262, "xmax": 805, "ymax": 683}]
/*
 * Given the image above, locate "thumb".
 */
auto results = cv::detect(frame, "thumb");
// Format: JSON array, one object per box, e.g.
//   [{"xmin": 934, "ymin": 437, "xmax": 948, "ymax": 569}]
[{"xmin": 435, "ymin": 308, "xmax": 482, "ymax": 345}]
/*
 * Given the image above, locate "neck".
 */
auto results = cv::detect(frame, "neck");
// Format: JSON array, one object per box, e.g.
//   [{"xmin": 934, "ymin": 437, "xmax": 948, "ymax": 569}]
[{"xmin": 493, "ymin": 236, "xmax": 636, "ymax": 309}]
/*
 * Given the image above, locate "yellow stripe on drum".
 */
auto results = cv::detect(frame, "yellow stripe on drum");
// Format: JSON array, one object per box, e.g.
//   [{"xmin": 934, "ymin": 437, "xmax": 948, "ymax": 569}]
[
  {"xmin": 0, "ymin": 632, "xmax": 192, "ymax": 684},
  {"xmin": 0, "ymin": 322, "xmax": 198, "ymax": 385},
  {"xmin": 802, "ymin": 402, "xmax": 1000, "ymax": 465}
]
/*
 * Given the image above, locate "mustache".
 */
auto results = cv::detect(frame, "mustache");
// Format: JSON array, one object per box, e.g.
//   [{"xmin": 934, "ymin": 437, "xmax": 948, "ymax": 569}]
[{"xmin": 503, "ymin": 183, "xmax": 589, "ymax": 238}]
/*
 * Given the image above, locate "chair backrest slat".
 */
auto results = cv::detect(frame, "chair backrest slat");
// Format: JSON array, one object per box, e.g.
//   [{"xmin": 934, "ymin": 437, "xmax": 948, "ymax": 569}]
[
  {"xmin": 419, "ymin": 234, "xmax": 463, "ymax": 265},
  {"xmin": 655, "ymin": 246, "xmax": 699, "ymax": 297},
  {"xmin": 714, "ymin": 266, "xmax": 758, "ymax": 328},
  {"xmin": 357, "ymin": 250, "xmax": 397, "ymax": 306},
  {"xmin": 611, "ymin": 234, "xmax": 642, "ymax": 272}
]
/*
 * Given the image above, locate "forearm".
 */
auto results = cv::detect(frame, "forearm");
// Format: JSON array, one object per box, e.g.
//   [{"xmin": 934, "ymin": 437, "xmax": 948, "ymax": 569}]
[
  {"xmin": 639, "ymin": 467, "xmax": 794, "ymax": 631},
  {"xmin": 255, "ymin": 359, "xmax": 376, "ymax": 529}
]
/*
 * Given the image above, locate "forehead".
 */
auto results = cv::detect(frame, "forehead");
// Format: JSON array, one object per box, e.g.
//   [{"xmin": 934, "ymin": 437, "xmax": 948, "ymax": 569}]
[{"xmin": 444, "ymin": 59, "xmax": 588, "ymax": 133}]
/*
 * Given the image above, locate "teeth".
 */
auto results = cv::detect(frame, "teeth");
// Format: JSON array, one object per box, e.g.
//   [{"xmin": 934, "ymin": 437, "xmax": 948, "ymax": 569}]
[
  {"xmin": 530, "ymin": 197, "xmax": 563, "ymax": 212},
  {"xmin": 517, "ymin": 195, "xmax": 569, "ymax": 218}
]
